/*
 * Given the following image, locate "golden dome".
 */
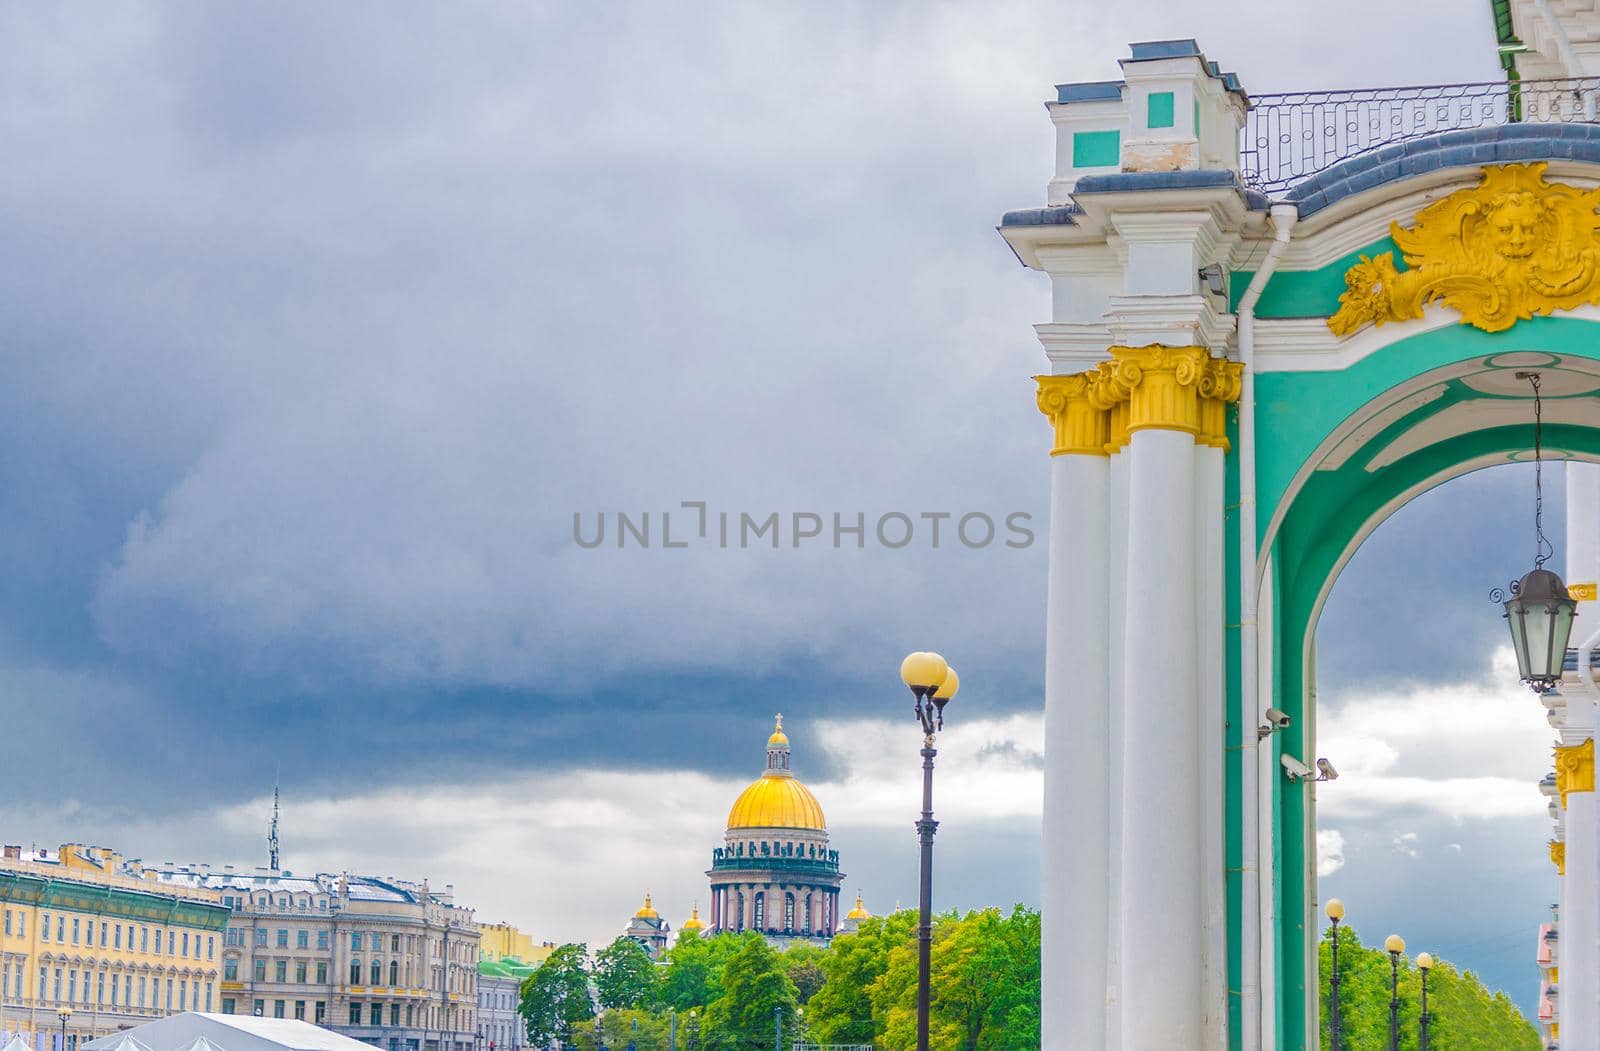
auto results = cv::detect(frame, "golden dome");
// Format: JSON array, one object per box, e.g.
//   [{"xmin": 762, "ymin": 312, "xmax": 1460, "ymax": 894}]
[
  {"xmin": 767, "ymin": 713, "xmax": 790, "ymax": 748},
  {"xmin": 727, "ymin": 773, "xmax": 826, "ymax": 830},
  {"xmin": 635, "ymin": 893, "xmax": 658, "ymax": 919},
  {"xmin": 681, "ymin": 904, "xmax": 705, "ymax": 931},
  {"xmin": 846, "ymin": 893, "xmax": 870, "ymax": 920}
]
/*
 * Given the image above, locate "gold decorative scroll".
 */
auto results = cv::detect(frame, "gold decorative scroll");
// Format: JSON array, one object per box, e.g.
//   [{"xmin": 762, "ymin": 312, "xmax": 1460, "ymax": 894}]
[
  {"xmin": 1035, "ymin": 348, "xmax": 1241, "ymax": 456},
  {"xmin": 1328, "ymin": 162, "xmax": 1600, "ymax": 336},
  {"xmin": 1556, "ymin": 738, "xmax": 1596, "ymax": 808},
  {"xmin": 1552, "ymin": 839, "xmax": 1567, "ymax": 876}
]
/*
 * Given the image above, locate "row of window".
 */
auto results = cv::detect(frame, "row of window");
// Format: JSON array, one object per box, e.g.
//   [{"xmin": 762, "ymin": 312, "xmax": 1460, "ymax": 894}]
[
  {"xmin": 221, "ymin": 929, "xmax": 430, "ymax": 955},
  {"xmin": 219, "ymin": 998, "xmax": 466, "ymax": 1032},
  {"xmin": 0, "ymin": 961, "xmax": 212, "ymax": 1012},
  {"xmin": 4, "ymin": 911, "xmax": 215, "ymax": 962},
  {"xmin": 225, "ymin": 997, "xmax": 325, "ymax": 1023},
  {"xmin": 222, "ymin": 894, "xmax": 330, "ymax": 913}
]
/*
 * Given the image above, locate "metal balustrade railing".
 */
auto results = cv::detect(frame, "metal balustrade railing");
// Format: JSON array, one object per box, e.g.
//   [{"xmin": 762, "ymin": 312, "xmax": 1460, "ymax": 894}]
[{"xmin": 1241, "ymin": 76, "xmax": 1600, "ymax": 193}]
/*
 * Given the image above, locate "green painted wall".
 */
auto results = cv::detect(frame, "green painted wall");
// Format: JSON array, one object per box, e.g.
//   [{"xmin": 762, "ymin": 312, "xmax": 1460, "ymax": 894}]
[{"xmin": 1231, "ymin": 236, "xmax": 1402, "ymax": 319}]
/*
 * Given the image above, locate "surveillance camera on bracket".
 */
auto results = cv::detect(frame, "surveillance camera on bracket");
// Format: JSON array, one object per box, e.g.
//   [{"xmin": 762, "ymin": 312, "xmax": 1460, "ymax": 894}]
[{"xmin": 1257, "ymin": 707, "xmax": 1292, "ymax": 739}]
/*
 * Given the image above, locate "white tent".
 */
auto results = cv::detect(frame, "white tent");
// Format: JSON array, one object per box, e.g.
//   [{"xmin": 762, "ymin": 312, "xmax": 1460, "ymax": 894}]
[
  {"xmin": 2, "ymin": 1034, "xmax": 34, "ymax": 1051},
  {"xmin": 83, "ymin": 1016, "xmax": 376, "ymax": 1051}
]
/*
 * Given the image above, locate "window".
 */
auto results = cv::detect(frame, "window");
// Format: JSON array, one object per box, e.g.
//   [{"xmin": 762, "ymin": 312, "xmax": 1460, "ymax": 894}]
[
  {"xmin": 138, "ymin": 977, "xmax": 147, "ymax": 1009},
  {"xmin": 349, "ymin": 1004, "xmax": 363, "ymax": 1026},
  {"xmin": 182, "ymin": 932, "xmax": 189, "ymax": 957},
  {"xmin": 14, "ymin": 913, "xmax": 22, "ymax": 937},
  {"xmin": 97, "ymin": 972, "xmax": 105, "ymax": 1005},
  {"xmin": 275, "ymin": 961, "xmax": 287, "ymax": 983},
  {"xmin": 316, "ymin": 962, "xmax": 328, "ymax": 983},
  {"xmin": 153, "ymin": 927, "xmax": 162, "ymax": 954},
  {"xmin": 114, "ymin": 925, "xmax": 122, "ymax": 949},
  {"xmin": 317, "ymin": 931, "xmax": 329, "ymax": 951},
  {"xmin": 296, "ymin": 929, "xmax": 308, "ymax": 949},
  {"xmin": 294, "ymin": 1001, "xmax": 306, "ymax": 1021},
  {"xmin": 101, "ymin": 922, "xmax": 108, "ymax": 947},
  {"xmin": 391, "ymin": 934, "xmax": 400, "ymax": 952},
  {"xmin": 371, "ymin": 960, "xmax": 382, "ymax": 985},
  {"xmin": 390, "ymin": 1003, "xmax": 400, "ymax": 1026},
  {"xmin": 278, "ymin": 896, "xmax": 288, "ymax": 910},
  {"xmin": 209, "ymin": 935, "xmax": 215, "ymax": 960},
  {"xmin": 41, "ymin": 914, "xmax": 50, "ymax": 942},
  {"xmin": 274, "ymin": 999, "xmax": 285, "ymax": 1019},
  {"xmin": 351, "ymin": 933, "xmax": 362, "ymax": 952},
  {"xmin": 371, "ymin": 933, "xmax": 383, "ymax": 951},
  {"xmin": 166, "ymin": 978, "xmax": 174, "ymax": 1011},
  {"xmin": 180, "ymin": 979, "xmax": 188, "ymax": 1011},
  {"xmin": 124, "ymin": 975, "xmax": 131, "ymax": 1007},
  {"xmin": 254, "ymin": 960, "xmax": 266, "ymax": 982},
  {"xmin": 207, "ymin": 983, "xmax": 214, "ymax": 1011},
  {"xmin": 225, "ymin": 959, "xmax": 238, "ymax": 981},
  {"xmin": 167, "ymin": 931, "xmax": 175, "ymax": 955},
  {"xmin": 223, "ymin": 896, "xmax": 235, "ymax": 909},
  {"xmin": 3, "ymin": 909, "xmax": 9, "ymax": 936},
  {"xmin": 255, "ymin": 929, "xmax": 267, "ymax": 948},
  {"xmin": 253, "ymin": 999, "xmax": 263, "ymax": 1017},
  {"xmin": 350, "ymin": 958, "xmax": 364, "ymax": 984},
  {"xmin": 276, "ymin": 929, "xmax": 288, "ymax": 948},
  {"xmin": 389, "ymin": 961, "xmax": 398, "ymax": 986},
  {"xmin": 222, "ymin": 998, "xmax": 236, "ymax": 1016},
  {"xmin": 68, "ymin": 971, "xmax": 76, "ymax": 1004},
  {"xmin": 71, "ymin": 918, "xmax": 79, "ymax": 944},
  {"xmin": 753, "ymin": 893, "xmax": 765, "ymax": 930},
  {"xmin": 315, "ymin": 1002, "xmax": 326, "ymax": 1025},
  {"xmin": 110, "ymin": 972, "xmax": 118, "ymax": 1006},
  {"xmin": 141, "ymin": 927, "xmax": 149, "ymax": 952}
]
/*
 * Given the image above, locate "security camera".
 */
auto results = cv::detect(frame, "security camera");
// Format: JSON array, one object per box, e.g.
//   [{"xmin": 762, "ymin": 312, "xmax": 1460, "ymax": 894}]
[
  {"xmin": 1257, "ymin": 708, "xmax": 1293, "ymax": 738},
  {"xmin": 1316, "ymin": 758, "xmax": 1339, "ymax": 782},
  {"xmin": 1281, "ymin": 754, "xmax": 1315, "ymax": 782}
]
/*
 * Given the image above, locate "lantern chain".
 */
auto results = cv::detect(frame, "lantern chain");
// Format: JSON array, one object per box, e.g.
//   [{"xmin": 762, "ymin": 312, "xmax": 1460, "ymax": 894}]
[{"xmin": 1519, "ymin": 371, "xmax": 1554, "ymax": 570}]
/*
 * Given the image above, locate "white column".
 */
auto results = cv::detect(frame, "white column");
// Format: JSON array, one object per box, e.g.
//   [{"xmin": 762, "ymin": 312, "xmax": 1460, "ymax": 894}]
[
  {"xmin": 1567, "ymin": 461, "xmax": 1600, "ymax": 1051},
  {"xmin": 1106, "ymin": 448, "xmax": 1130, "ymax": 1051},
  {"xmin": 1194, "ymin": 441, "xmax": 1228, "ymax": 1051},
  {"xmin": 1119, "ymin": 426, "xmax": 1202, "ymax": 1049},
  {"xmin": 1042, "ymin": 450, "xmax": 1111, "ymax": 1051}
]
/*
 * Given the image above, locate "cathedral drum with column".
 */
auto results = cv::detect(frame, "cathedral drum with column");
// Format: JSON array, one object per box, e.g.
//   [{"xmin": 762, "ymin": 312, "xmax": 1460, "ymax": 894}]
[{"xmin": 706, "ymin": 717, "xmax": 845, "ymax": 946}]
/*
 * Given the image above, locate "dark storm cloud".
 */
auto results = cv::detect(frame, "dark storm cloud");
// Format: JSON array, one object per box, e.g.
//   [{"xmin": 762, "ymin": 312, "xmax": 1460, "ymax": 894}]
[{"xmin": 0, "ymin": 0, "xmax": 1499, "ymax": 812}]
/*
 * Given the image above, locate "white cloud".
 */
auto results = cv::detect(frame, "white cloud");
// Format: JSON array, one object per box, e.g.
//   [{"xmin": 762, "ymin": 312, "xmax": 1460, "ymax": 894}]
[
  {"xmin": 1317, "ymin": 829, "xmax": 1346, "ymax": 877},
  {"xmin": 1316, "ymin": 648, "xmax": 1553, "ymax": 822}
]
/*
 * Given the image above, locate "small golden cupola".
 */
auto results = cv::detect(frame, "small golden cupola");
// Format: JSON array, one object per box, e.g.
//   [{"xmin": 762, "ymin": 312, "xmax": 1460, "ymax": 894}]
[
  {"xmin": 846, "ymin": 893, "xmax": 870, "ymax": 921},
  {"xmin": 635, "ymin": 892, "xmax": 659, "ymax": 920},
  {"xmin": 681, "ymin": 903, "xmax": 705, "ymax": 933}
]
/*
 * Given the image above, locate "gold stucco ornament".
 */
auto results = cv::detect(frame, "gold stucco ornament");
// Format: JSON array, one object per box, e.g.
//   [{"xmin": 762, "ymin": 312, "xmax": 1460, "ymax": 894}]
[{"xmin": 1328, "ymin": 162, "xmax": 1600, "ymax": 336}]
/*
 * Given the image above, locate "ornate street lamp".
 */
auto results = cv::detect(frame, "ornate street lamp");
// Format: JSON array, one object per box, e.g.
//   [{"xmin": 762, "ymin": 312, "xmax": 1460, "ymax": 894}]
[
  {"xmin": 1326, "ymin": 899, "xmax": 1345, "ymax": 1051},
  {"xmin": 900, "ymin": 650, "xmax": 959, "ymax": 1051},
  {"xmin": 1498, "ymin": 372, "xmax": 1578, "ymax": 691},
  {"xmin": 1417, "ymin": 952, "xmax": 1434, "ymax": 1051},
  {"xmin": 1385, "ymin": 934, "xmax": 1406, "ymax": 1051},
  {"xmin": 58, "ymin": 1007, "xmax": 72, "ymax": 1051}
]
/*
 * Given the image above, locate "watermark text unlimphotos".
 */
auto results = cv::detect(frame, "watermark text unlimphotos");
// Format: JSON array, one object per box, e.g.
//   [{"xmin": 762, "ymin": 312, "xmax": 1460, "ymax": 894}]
[{"xmin": 574, "ymin": 503, "xmax": 1035, "ymax": 550}]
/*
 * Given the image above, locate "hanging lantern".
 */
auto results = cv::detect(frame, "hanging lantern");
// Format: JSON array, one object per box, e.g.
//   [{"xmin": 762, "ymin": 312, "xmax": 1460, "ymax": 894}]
[
  {"xmin": 1499, "ymin": 372, "xmax": 1578, "ymax": 693},
  {"xmin": 1504, "ymin": 567, "xmax": 1577, "ymax": 690}
]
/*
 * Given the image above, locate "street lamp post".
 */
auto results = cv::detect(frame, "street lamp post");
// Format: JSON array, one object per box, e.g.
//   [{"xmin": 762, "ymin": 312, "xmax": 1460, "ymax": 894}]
[
  {"xmin": 1326, "ymin": 899, "xmax": 1345, "ymax": 1051},
  {"xmin": 1384, "ymin": 934, "xmax": 1406, "ymax": 1051},
  {"xmin": 900, "ymin": 651, "xmax": 959, "ymax": 1051},
  {"xmin": 772, "ymin": 1005, "xmax": 780, "ymax": 1051},
  {"xmin": 57, "ymin": 1007, "xmax": 71, "ymax": 1051},
  {"xmin": 1417, "ymin": 952, "xmax": 1434, "ymax": 1051},
  {"xmin": 687, "ymin": 1009, "xmax": 699, "ymax": 1051}
]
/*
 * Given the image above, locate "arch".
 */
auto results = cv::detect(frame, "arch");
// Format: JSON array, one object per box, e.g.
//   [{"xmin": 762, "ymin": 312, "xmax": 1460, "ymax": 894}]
[{"xmin": 1246, "ymin": 316, "xmax": 1600, "ymax": 1042}]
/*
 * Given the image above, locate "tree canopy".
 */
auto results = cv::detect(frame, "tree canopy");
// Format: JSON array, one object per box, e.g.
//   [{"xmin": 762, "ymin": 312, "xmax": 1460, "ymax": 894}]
[
  {"xmin": 518, "ymin": 943, "xmax": 595, "ymax": 1048},
  {"xmin": 1318, "ymin": 925, "xmax": 1540, "ymax": 1050},
  {"xmin": 595, "ymin": 936, "xmax": 661, "ymax": 1011}
]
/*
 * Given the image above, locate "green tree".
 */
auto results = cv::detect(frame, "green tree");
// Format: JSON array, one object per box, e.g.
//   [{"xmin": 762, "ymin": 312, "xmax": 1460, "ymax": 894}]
[
  {"xmin": 806, "ymin": 910, "xmax": 917, "ymax": 1046},
  {"xmin": 519, "ymin": 943, "xmax": 595, "ymax": 1048},
  {"xmin": 570, "ymin": 1009, "xmax": 670, "ymax": 1051},
  {"xmin": 1317, "ymin": 926, "xmax": 1540, "ymax": 1050},
  {"xmin": 871, "ymin": 908, "xmax": 1039, "ymax": 1050},
  {"xmin": 595, "ymin": 937, "xmax": 660, "ymax": 1010},
  {"xmin": 779, "ymin": 944, "xmax": 826, "ymax": 1005},
  {"xmin": 660, "ymin": 932, "xmax": 760, "ymax": 1013},
  {"xmin": 703, "ymin": 935, "xmax": 799, "ymax": 1048}
]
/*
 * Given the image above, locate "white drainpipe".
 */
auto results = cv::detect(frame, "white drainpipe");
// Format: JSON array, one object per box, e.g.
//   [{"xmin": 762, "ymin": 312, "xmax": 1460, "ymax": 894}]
[{"xmin": 1237, "ymin": 201, "xmax": 1298, "ymax": 1051}]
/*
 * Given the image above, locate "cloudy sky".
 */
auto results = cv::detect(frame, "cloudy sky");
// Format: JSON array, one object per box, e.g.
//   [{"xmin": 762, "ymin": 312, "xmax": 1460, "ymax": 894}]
[{"xmin": 0, "ymin": 0, "xmax": 1557, "ymax": 1019}]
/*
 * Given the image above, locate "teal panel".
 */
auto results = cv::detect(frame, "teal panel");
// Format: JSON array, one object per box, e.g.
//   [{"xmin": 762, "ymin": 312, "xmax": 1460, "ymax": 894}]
[
  {"xmin": 1072, "ymin": 129, "xmax": 1121, "ymax": 168},
  {"xmin": 1230, "ymin": 236, "xmax": 1402, "ymax": 319},
  {"xmin": 1147, "ymin": 91, "xmax": 1176, "ymax": 129}
]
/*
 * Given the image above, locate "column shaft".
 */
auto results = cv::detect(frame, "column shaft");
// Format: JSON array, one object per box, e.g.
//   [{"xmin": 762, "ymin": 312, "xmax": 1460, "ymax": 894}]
[
  {"xmin": 1567, "ymin": 789, "xmax": 1597, "ymax": 1051},
  {"xmin": 1042, "ymin": 452, "xmax": 1111, "ymax": 1051},
  {"xmin": 1119, "ymin": 427, "xmax": 1202, "ymax": 1049}
]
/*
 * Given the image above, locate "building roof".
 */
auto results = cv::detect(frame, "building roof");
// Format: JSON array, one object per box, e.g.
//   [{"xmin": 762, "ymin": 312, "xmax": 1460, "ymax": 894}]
[{"xmin": 85, "ymin": 1015, "xmax": 378, "ymax": 1051}]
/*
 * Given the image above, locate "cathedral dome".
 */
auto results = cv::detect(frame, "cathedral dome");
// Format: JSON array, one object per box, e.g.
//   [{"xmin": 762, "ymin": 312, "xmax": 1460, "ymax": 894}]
[{"xmin": 726, "ymin": 715, "xmax": 827, "ymax": 831}]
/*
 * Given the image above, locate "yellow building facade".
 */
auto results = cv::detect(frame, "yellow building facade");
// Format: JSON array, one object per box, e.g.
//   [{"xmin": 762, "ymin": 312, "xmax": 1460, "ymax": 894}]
[
  {"xmin": 0, "ymin": 845, "xmax": 229, "ymax": 1050},
  {"xmin": 472, "ymin": 923, "xmax": 548, "ymax": 966}
]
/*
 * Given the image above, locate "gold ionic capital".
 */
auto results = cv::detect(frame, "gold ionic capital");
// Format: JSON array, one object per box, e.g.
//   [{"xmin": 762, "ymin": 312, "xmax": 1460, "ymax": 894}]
[
  {"xmin": 1035, "ymin": 374, "xmax": 1110, "ymax": 457},
  {"xmin": 1035, "ymin": 349, "xmax": 1243, "ymax": 456},
  {"xmin": 1107, "ymin": 344, "xmax": 1210, "ymax": 437},
  {"xmin": 1556, "ymin": 739, "xmax": 1595, "ymax": 808},
  {"xmin": 1551, "ymin": 840, "xmax": 1567, "ymax": 876},
  {"xmin": 1198, "ymin": 358, "xmax": 1244, "ymax": 450}
]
